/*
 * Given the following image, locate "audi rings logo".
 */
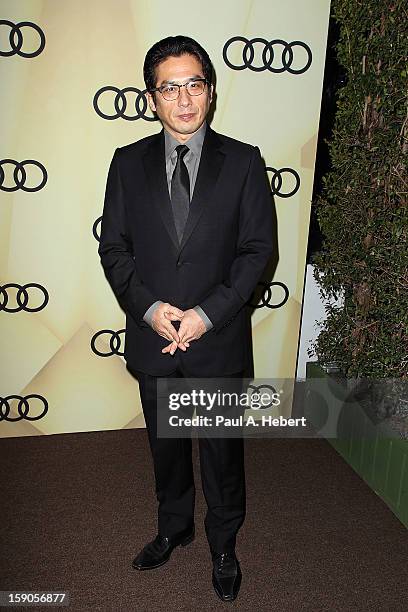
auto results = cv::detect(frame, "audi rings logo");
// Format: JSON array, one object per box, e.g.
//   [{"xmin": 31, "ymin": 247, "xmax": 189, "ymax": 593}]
[
  {"xmin": 248, "ymin": 282, "xmax": 289, "ymax": 309},
  {"xmin": 91, "ymin": 329, "xmax": 126, "ymax": 357},
  {"xmin": 266, "ymin": 167, "xmax": 300, "ymax": 198},
  {"xmin": 223, "ymin": 37, "xmax": 312, "ymax": 73},
  {"xmin": 93, "ymin": 217, "xmax": 102, "ymax": 242},
  {"xmin": 247, "ymin": 384, "xmax": 279, "ymax": 409},
  {"xmin": 0, "ymin": 395, "xmax": 48, "ymax": 422},
  {"xmin": 0, "ymin": 159, "xmax": 47, "ymax": 192},
  {"xmin": 0, "ymin": 20, "xmax": 45, "ymax": 58},
  {"xmin": 93, "ymin": 86, "xmax": 158, "ymax": 121},
  {"xmin": 0, "ymin": 283, "xmax": 49, "ymax": 313}
]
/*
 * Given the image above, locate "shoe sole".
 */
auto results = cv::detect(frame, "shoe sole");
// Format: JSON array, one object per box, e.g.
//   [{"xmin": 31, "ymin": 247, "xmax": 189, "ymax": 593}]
[{"xmin": 132, "ymin": 532, "xmax": 195, "ymax": 570}]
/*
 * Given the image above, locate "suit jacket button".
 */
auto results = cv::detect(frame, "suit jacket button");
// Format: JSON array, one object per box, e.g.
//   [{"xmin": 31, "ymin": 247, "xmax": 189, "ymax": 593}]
[{"xmin": 176, "ymin": 262, "xmax": 182, "ymax": 267}]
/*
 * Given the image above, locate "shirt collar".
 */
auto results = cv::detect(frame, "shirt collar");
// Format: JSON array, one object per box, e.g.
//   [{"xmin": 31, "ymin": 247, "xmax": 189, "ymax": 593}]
[{"xmin": 164, "ymin": 121, "xmax": 207, "ymax": 160}]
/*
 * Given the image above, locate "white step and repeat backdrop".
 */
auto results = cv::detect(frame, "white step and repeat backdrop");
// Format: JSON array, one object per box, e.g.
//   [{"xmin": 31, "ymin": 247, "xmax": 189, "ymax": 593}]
[{"xmin": 0, "ymin": 0, "xmax": 331, "ymax": 436}]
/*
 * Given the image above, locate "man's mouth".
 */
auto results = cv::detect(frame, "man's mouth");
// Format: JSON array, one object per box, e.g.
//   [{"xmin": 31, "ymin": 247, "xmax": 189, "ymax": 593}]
[{"xmin": 178, "ymin": 113, "xmax": 196, "ymax": 121}]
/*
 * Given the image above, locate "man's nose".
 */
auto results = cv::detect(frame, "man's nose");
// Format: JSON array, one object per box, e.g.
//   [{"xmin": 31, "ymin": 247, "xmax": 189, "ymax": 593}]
[{"xmin": 178, "ymin": 86, "xmax": 192, "ymax": 107}]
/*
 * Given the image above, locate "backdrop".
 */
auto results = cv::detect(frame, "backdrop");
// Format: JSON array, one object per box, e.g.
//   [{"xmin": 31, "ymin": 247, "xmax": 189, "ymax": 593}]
[{"xmin": 0, "ymin": 0, "xmax": 331, "ymax": 436}]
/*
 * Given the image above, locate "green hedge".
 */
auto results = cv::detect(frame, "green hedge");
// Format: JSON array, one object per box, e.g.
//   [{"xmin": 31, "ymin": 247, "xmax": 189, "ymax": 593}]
[{"xmin": 310, "ymin": 1, "xmax": 407, "ymax": 378}]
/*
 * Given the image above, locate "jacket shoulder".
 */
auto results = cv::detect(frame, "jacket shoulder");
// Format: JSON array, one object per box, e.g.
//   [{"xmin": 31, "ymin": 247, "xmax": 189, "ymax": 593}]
[
  {"xmin": 214, "ymin": 130, "xmax": 257, "ymax": 156},
  {"xmin": 114, "ymin": 131, "xmax": 161, "ymax": 157}
]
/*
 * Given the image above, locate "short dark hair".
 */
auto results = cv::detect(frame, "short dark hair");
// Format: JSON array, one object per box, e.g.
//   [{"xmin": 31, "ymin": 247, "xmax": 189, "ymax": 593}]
[{"xmin": 143, "ymin": 35, "xmax": 214, "ymax": 93}]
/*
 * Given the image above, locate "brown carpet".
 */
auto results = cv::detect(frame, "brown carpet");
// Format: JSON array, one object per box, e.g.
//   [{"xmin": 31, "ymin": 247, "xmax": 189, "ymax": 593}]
[{"xmin": 0, "ymin": 429, "xmax": 407, "ymax": 611}]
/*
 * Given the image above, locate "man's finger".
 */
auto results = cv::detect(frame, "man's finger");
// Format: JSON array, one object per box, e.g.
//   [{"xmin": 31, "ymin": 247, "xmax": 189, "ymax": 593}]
[
  {"xmin": 158, "ymin": 331, "xmax": 175, "ymax": 342},
  {"xmin": 164, "ymin": 312, "xmax": 183, "ymax": 321},
  {"xmin": 179, "ymin": 324, "xmax": 196, "ymax": 344},
  {"xmin": 160, "ymin": 338, "xmax": 191, "ymax": 355},
  {"xmin": 179, "ymin": 331, "xmax": 193, "ymax": 344},
  {"xmin": 164, "ymin": 306, "xmax": 184, "ymax": 319},
  {"xmin": 177, "ymin": 323, "xmax": 188, "ymax": 342},
  {"xmin": 177, "ymin": 340, "xmax": 189, "ymax": 351},
  {"xmin": 162, "ymin": 321, "xmax": 179, "ymax": 343},
  {"xmin": 162, "ymin": 340, "xmax": 178, "ymax": 355}
]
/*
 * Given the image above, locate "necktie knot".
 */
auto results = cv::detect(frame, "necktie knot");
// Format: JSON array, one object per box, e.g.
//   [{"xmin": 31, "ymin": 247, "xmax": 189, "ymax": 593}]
[{"xmin": 175, "ymin": 144, "xmax": 189, "ymax": 160}]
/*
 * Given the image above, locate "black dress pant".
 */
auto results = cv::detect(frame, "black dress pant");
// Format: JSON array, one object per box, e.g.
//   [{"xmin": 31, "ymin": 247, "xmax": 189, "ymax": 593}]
[{"xmin": 134, "ymin": 361, "xmax": 246, "ymax": 554}]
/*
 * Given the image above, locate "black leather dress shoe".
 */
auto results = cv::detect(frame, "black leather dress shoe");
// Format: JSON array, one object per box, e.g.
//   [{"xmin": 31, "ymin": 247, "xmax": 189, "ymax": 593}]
[
  {"xmin": 132, "ymin": 525, "xmax": 195, "ymax": 570},
  {"xmin": 212, "ymin": 551, "xmax": 242, "ymax": 602}
]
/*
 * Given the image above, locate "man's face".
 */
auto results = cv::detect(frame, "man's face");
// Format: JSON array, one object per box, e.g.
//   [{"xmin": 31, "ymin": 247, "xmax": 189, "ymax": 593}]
[{"xmin": 147, "ymin": 53, "xmax": 213, "ymax": 143}]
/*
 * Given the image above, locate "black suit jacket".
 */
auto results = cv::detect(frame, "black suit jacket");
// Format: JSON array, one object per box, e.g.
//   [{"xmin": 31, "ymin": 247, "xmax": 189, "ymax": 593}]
[{"xmin": 98, "ymin": 124, "xmax": 276, "ymax": 376}]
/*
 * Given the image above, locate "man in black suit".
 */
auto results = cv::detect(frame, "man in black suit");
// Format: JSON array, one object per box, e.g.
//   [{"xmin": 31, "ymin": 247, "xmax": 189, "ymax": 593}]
[{"xmin": 98, "ymin": 35, "xmax": 276, "ymax": 602}]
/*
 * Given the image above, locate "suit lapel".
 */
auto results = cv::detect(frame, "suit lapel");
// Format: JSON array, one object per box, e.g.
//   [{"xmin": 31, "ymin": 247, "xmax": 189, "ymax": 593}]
[
  {"xmin": 142, "ymin": 124, "xmax": 225, "ymax": 256},
  {"xmin": 178, "ymin": 124, "xmax": 225, "ymax": 253}
]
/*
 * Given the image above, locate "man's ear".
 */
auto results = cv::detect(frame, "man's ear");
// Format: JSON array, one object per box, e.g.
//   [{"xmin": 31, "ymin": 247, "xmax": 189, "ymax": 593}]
[
  {"xmin": 146, "ymin": 91, "xmax": 156, "ymax": 112},
  {"xmin": 209, "ymin": 84, "xmax": 214, "ymax": 104}
]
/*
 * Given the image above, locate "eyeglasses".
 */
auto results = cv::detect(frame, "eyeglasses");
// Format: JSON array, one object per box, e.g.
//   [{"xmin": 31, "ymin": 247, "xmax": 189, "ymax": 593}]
[{"xmin": 150, "ymin": 78, "xmax": 209, "ymax": 101}]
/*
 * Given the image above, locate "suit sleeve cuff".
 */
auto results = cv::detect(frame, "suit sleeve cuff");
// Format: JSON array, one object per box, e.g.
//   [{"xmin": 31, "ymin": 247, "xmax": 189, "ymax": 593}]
[
  {"xmin": 193, "ymin": 305, "xmax": 213, "ymax": 331},
  {"xmin": 143, "ymin": 300, "xmax": 163, "ymax": 327}
]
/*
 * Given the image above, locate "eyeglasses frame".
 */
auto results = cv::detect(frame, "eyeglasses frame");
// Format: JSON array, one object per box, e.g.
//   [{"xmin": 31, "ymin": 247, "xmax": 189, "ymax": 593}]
[{"xmin": 149, "ymin": 77, "xmax": 210, "ymax": 100}]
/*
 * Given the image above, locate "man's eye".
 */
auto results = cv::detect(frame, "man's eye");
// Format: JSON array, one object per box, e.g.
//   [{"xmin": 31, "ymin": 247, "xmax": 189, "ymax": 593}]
[
  {"xmin": 189, "ymin": 82, "xmax": 199, "ymax": 88},
  {"xmin": 163, "ymin": 85, "xmax": 177, "ymax": 93}
]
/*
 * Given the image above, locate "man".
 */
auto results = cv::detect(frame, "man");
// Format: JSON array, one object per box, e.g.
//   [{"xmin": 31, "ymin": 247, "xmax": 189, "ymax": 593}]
[{"xmin": 98, "ymin": 35, "xmax": 276, "ymax": 602}]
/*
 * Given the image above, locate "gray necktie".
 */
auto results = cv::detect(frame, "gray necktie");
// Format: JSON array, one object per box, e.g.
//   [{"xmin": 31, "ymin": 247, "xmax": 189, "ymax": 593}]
[{"xmin": 171, "ymin": 145, "xmax": 190, "ymax": 242}]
